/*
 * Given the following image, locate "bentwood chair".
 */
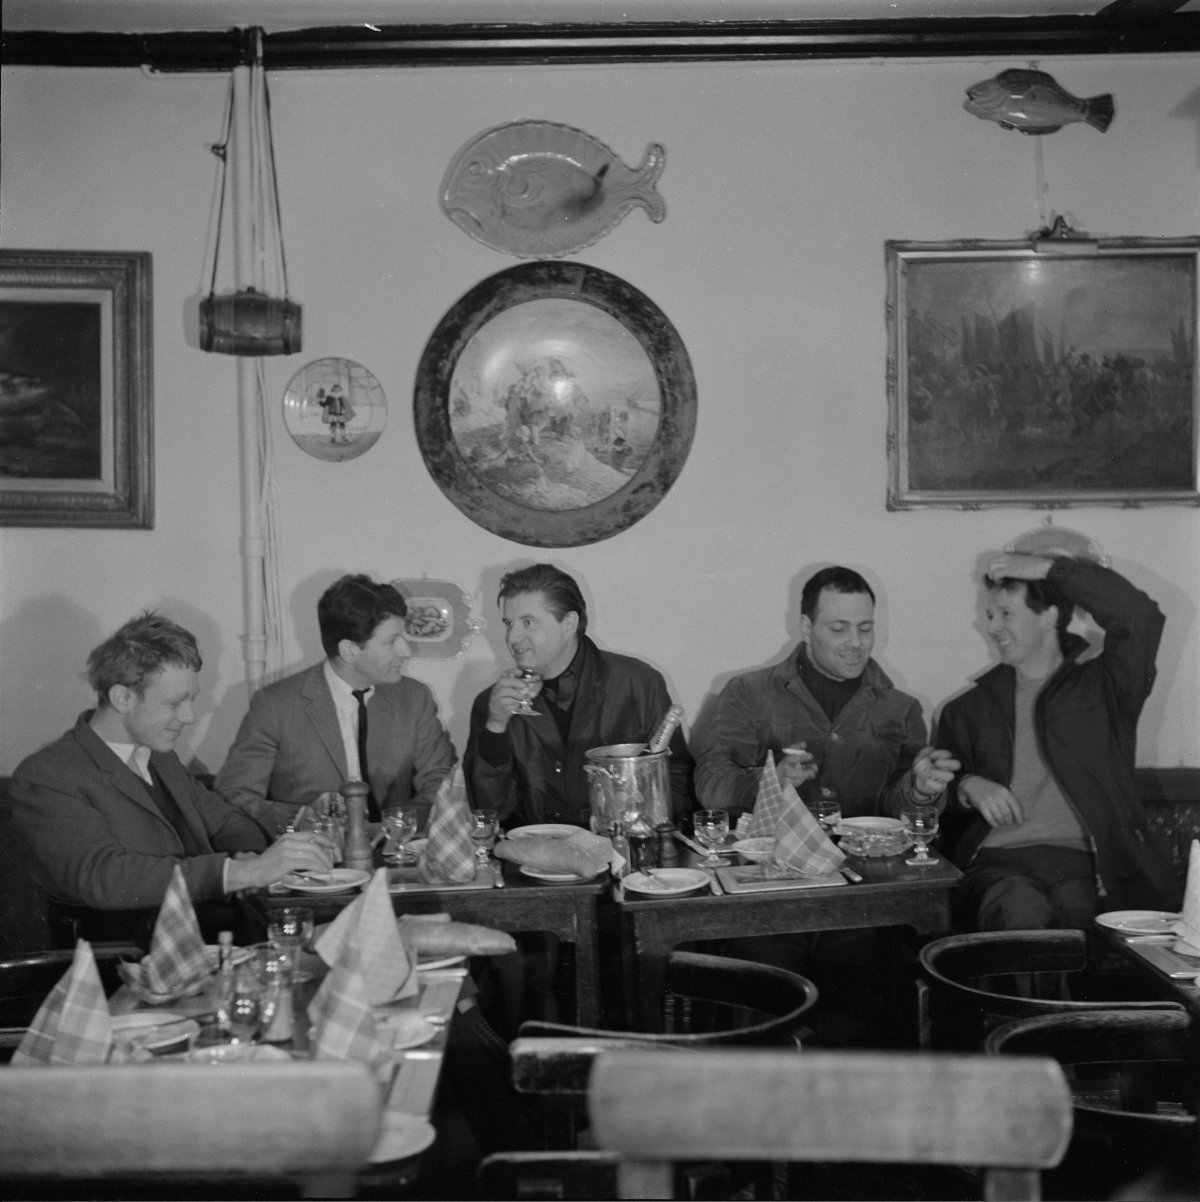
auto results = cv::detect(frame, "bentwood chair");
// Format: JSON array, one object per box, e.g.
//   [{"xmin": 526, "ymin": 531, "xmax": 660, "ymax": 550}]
[
  {"xmin": 589, "ymin": 1048, "xmax": 1072, "ymax": 1201},
  {"xmin": 918, "ymin": 929, "xmax": 1184, "ymax": 1050},
  {"xmin": 0, "ymin": 944, "xmax": 144, "ymax": 1061},
  {"xmin": 512, "ymin": 951, "xmax": 816, "ymax": 1152},
  {"xmin": 985, "ymin": 1008, "xmax": 1198, "ymax": 1199},
  {"xmin": 0, "ymin": 1061, "xmax": 381, "ymax": 1199},
  {"xmin": 483, "ymin": 1048, "xmax": 1073, "ymax": 1201}
]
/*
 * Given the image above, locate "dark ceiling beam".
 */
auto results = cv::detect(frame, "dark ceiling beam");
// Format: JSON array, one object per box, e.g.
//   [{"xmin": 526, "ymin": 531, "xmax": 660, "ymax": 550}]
[{"xmin": 3, "ymin": 17, "xmax": 1198, "ymax": 72}]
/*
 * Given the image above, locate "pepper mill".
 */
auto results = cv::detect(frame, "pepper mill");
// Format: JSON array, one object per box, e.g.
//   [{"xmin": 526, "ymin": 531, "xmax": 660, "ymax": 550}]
[
  {"xmin": 655, "ymin": 822, "xmax": 679, "ymax": 865},
  {"xmin": 339, "ymin": 780, "xmax": 374, "ymax": 872}
]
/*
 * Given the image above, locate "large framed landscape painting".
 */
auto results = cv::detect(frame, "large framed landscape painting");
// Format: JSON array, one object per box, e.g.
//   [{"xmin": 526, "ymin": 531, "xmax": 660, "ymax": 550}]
[
  {"xmin": 415, "ymin": 261, "xmax": 696, "ymax": 547},
  {"xmin": 886, "ymin": 237, "xmax": 1198, "ymax": 510},
  {"xmin": 0, "ymin": 250, "xmax": 153, "ymax": 527}
]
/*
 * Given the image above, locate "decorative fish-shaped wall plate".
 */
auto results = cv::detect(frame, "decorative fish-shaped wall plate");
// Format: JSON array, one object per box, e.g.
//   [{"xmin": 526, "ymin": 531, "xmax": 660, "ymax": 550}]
[
  {"xmin": 963, "ymin": 68, "xmax": 1114, "ymax": 135},
  {"xmin": 440, "ymin": 120, "xmax": 666, "ymax": 258}
]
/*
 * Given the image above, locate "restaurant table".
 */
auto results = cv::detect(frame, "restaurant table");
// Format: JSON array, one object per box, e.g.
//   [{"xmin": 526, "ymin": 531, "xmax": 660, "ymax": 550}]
[
  {"xmin": 617, "ymin": 852, "xmax": 962, "ymax": 1031},
  {"xmin": 1093, "ymin": 922, "xmax": 1200, "ymax": 1021},
  {"xmin": 252, "ymin": 860, "xmax": 607, "ymax": 1025},
  {"xmin": 110, "ymin": 951, "xmax": 468, "ymax": 1190}
]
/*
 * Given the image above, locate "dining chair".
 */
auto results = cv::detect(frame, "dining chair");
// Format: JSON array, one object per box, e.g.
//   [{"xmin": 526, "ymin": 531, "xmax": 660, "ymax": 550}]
[
  {"xmin": 918, "ymin": 929, "xmax": 1184, "ymax": 1050},
  {"xmin": 512, "ymin": 950, "xmax": 816, "ymax": 1153},
  {"xmin": 985, "ymin": 1008, "xmax": 1198, "ymax": 1199},
  {"xmin": 0, "ymin": 1060, "xmax": 382, "ymax": 1199},
  {"xmin": 0, "ymin": 943, "xmax": 144, "ymax": 1061},
  {"xmin": 585, "ymin": 1047, "xmax": 1073, "ymax": 1201}
]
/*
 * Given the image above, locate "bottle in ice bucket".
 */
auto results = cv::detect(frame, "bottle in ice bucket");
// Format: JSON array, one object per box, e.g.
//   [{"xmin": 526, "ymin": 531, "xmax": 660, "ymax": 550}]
[{"xmin": 646, "ymin": 704, "xmax": 684, "ymax": 754}]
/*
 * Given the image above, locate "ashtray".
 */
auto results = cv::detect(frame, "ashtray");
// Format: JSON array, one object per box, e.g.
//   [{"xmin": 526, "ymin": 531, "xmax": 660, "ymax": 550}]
[{"xmin": 835, "ymin": 816, "xmax": 912, "ymax": 859}]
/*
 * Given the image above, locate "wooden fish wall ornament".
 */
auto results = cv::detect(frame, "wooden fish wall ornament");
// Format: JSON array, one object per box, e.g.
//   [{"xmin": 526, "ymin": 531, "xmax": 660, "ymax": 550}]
[
  {"xmin": 964, "ymin": 69, "xmax": 1115, "ymax": 135},
  {"xmin": 440, "ymin": 120, "xmax": 666, "ymax": 258}
]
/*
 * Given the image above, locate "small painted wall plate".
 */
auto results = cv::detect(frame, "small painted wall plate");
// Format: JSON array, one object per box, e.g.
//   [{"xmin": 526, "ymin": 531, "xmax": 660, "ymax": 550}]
[
  {"xmin": 391, "ymin": 578, "xmax": 484, "ymax": 659},
  {"xmin": 282, "ymin": 357, "xmax": 386, "ymax": 462}
]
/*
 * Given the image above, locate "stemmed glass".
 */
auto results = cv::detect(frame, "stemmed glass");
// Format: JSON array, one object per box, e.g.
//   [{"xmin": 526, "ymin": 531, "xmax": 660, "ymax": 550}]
[
  {"xmin": 902, "ymin": 800, "xmax": 940, "ymax": 867},
  {"xmin": 693, "ymin": 809, "xmax": 731, "ymax": 868},
  {"xmin": 267, "ymin": 905, "xmax": 315, "ymax": 983},
  {"xmin": 381, "ymin": 806, "xmax": 419, "ymax": 864},
  {"xmin": 512, "ymin": 668, "xmax": 543, "ymax": 716},
  {"xmin": 470, "ymin": 809, "xmax": 499, "ymax": 868}
]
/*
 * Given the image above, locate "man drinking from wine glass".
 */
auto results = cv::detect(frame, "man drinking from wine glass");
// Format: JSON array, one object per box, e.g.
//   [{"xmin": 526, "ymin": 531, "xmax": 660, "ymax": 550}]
[
  {"xmin": 8, "ymin": 612, "xmax": 334, "ymax": 946},
  {"xmin": 465, "ymin": 562, "xmax": 694, "ymax": 828}
]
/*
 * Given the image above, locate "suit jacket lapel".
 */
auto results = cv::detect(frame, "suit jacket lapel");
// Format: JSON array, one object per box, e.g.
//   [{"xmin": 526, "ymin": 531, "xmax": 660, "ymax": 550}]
[
  {"xmin": 302, "ymin": 664, "xmax": 349, "ymax": 778},
  {"xmin": 150, "ymin": 752, "xmax": 214, "ymax": 852}
]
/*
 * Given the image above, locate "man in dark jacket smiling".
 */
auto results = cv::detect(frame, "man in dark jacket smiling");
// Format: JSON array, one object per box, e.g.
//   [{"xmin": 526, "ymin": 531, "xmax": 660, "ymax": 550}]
[{"xmin": 935, "ymin": 550, "xmax": 1177, "ymax": 930}]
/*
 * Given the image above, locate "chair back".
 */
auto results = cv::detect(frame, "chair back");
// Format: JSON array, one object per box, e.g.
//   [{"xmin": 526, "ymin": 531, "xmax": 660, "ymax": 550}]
[
  {"xmin": 985, "ymin": 1009, "xmax": 1196, "ymax": 1143},
  {"xmin": 918, "ymin": 930, "xmax": 1183, "ymax": 1049},
  {"xmin": 0, "ymin": 945, "xmax": 144, "ymax": 1025},
  {"xmin": 519, "ymin": 950, "xmax": 817, "ymax": 1052},
  {"xmin": 588, "ymin": 1048, "xmax": 1073, "ymax": 1201},
  {"xmin": 0, "ymin": 1060, "xmax": 381, "ymax": 1196}
]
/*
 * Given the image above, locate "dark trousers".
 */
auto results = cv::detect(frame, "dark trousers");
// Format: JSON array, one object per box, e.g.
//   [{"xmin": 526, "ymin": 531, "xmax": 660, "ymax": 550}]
[{"xmin": 958, "ymin": 844, "xmax": 1099, "ymax": 931}]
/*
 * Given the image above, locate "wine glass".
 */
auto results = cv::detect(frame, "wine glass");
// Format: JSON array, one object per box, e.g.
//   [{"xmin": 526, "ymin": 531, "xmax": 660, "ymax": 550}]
[
  {"xmin": 902, "ymin": 800, "xmax": 940, "ymax": 867},
  {"xmin": 512, "ymin": 668, "xmax": 543, "ymax": 716},
  {"xmin": 470, "ymin": 809, "xmax": 499, "ymax": 868},
  {"xmin": 381, "ymin": 806, "xmax": 419, "ymax": 864},
  {"xmin": 268, "ymin": 905, "xmax": 315, "ymax": 983},
  {"xmin": 693, "ymin": 809, "xmax": 730, "ymax": 868}
]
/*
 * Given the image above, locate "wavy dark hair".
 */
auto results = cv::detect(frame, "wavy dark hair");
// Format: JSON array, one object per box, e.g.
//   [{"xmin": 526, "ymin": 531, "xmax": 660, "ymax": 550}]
[
  {"xmin": 800, "ymin": 566, "xmax": 876, "ymax": 618},
  {"xmin": 87, "ymin": 611, "xmax": 202, "ymax": 704},
  {"xmin": 318, "ymin": 574, "xmax": 408, "ymax": 657},
  {"xmin": 497, "ymin": 564, "xmax": 588, "ymax": 636},
  {"xmin": 984, "ymin": 571, "xmax": 1073, "ymax": 644}
]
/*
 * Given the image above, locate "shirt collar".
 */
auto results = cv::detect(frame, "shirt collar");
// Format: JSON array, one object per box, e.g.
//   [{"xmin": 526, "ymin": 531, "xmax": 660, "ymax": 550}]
[
  {"xmin": 324, "ymin": 659, "xmax": 373, "ymax": 705},
  {"xmin": 104, "ymin": 740, "xmax": 152, "ymax": 783}
]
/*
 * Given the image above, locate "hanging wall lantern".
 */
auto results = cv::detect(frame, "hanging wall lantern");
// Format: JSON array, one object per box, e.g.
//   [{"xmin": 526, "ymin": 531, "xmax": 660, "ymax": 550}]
[{"xmin": 199, "ymin": 30, "xmax": 302, "ymax": 356}]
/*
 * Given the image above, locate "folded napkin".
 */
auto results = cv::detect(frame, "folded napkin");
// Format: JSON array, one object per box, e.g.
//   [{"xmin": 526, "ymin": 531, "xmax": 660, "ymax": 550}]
[
  {"xmin": 747, "ymin": 752, "xmax": 845, "ymax": 877},
  {"xmin": 419, "ymin": 766, "xmax": 478, "ymax": 884},
  {"xmin": 315, "ymin": 867, "xmax": 418, "ymax": 1003},
  {"xmin": 744, "ymin": 751, "xmax": 789, "ymax": 840},
  {"xmin": 1172, "ymin": 839, "xmax": 1200, "ymax": 955},
  {"xmin": 306, "ymin": 941, "xmax": 387, "ymax": 1073},
  {"xmin": 12, "ymin": 940, "xmax": 115, "ymax": 1066},
  {"xmin": 117, "ymin": 864, "xmax": 213, "ymax": 1003},
  {"xmin": 493, "ymin": 829, "xmax": 613, "ymax": 879}
]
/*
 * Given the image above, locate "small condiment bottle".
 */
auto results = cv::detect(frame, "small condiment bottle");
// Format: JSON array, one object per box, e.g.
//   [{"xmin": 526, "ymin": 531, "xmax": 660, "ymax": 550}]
[
  {"xmin": 627, "ymin": 809, "xmax": 657, "ymax": 874},
  {"xmin": 212, "ymin": 930, "xmax": 236, "ymax": 1036}
]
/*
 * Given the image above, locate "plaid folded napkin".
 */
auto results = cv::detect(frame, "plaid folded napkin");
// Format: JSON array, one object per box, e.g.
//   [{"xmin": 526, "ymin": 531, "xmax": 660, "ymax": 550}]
[
  {"xmin": 1173, "ymin": 839, "xmax": 1200, "ymax": 955},
  {"xmin": 314, "ymin": 867, "xmax": 418, "ymax": 1003},
  {"xmin": 744, "ymin": 751, "xmax": 788, "ymax": 839},
  {"xmin": 747, "ymin": 752, "xmax": 844, "ymax": 877},
  {"xmin": 142, "ymin": 864, "xmax": 212, "ymax": 996},
  {"xmin": 419, "ymin": 766, "xmax": 477, "ymax": 884},
  {"xmin": 12, "ymin": 940, "xmax": 115, "ymax": 1066},
  {"xmin": 306, "ymin": 942, "xmax": 387, "ymax": 1073}
]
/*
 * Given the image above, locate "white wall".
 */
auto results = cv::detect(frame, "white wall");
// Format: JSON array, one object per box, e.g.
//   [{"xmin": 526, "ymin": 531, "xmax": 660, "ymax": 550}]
[{"xmin": 2, "ymin": 54, "xmax": 1198, "ymax": 777}]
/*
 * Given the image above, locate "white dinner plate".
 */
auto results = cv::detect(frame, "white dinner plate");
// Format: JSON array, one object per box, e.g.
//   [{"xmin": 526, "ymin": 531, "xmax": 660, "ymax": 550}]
[
  {"xmin": 110, "ymin": 1011, "xmax": 200, "ymax": 1053},
  {"xmin": 508, "ymin": 823, "xmax": 582, "ymax": 839},
  {"xmin": 519, "ymin": 865, "xmax": 600, "ymax": 884},
  {"xmin": 369, "ymin": 1112, "xmax": 437, "ymax": 1164},
  {"xmin": 731, "ymin": 838, "xmax": 775, "ymax": 864},
  {"xmin": 623, "ymin": 868, "xmax": 711, "ymax": 898},
  {"xmin": 376, "ymin": 1012, "xmax": 437, "ymax": 1051},
  {"xmin": 281, "ymin": 867, "xmax": 372, "ymax": 894},
  {"xmin": 188, "ymin": 1043, "xmax": 293, "ymax": 1065},
  {"xmin": 836, "ymin": 816, "xmax": 904, "ymax": 834},
  {"xmin": 416, "ymin": 955, "xmax": 467, "ymax": 972},
  {"xmin": 1095, "ymin": 910, "xmax": 1181, "ymax": 935}
]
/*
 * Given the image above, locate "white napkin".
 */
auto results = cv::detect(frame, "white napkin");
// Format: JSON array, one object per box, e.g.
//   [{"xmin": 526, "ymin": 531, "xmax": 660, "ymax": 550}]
[
  {"xmin": 1172, "ymin": 839, "xmax": 1200, "ymax": 955},
  {"xmin": 314, "ymin": 867, "xmax": 418, "ymax": 1003}
]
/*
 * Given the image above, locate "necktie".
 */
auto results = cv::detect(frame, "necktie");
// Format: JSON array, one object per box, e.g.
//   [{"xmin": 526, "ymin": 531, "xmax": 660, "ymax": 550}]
[{"xmin": 351, "ymin": 688, "xmax": 380, "ymax": 821}]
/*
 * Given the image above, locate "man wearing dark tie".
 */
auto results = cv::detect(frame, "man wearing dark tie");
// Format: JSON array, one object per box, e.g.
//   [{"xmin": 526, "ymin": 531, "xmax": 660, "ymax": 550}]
[
  {"xmin": 9, "ymin": 613, "xmax": 333, "ymax": 945},
  {"xmin": 216, "ymin": 574, "xmax": 456, "ymax": 834}
]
